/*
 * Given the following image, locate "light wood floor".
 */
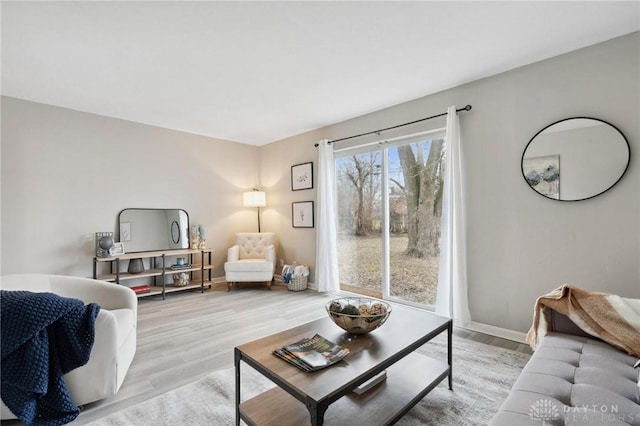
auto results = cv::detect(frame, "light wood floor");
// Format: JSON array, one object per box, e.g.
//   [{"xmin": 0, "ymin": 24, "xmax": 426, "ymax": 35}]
[{"xmin": 4, "ymin": 283, "xmax": 532, "ymax": 425}]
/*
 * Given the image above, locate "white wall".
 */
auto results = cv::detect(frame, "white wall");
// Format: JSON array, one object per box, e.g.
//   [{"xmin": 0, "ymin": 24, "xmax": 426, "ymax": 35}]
[
  {"xmin": 1, "ymin": 98, "xmax": 261, "ymax": 278},
  {"xmin": 260, "ymin": 32, "xmax": 640, "ymax": 333},
  {"xmin": 2, "ymin": 32, "xmax": 638, "ymax": 335}
]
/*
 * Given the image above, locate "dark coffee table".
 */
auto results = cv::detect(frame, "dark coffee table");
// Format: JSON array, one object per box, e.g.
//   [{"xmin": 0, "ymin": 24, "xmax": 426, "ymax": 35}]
[{"xmin": 234, "ymin": 304, "xmax": 452, "ymax": 425}]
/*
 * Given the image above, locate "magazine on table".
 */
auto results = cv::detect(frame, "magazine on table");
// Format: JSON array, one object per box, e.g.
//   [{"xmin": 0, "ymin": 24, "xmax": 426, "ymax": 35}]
[{"xmin": 273, "ymin": 334, "xmax": 350, "ymax": 372}]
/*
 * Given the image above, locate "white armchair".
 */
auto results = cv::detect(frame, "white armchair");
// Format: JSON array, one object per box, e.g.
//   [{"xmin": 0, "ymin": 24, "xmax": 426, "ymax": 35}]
[
  {"xmin": 224, "ymin": 232, "xmax": 277, "ymax": 291},
  {"xmin": 0, "ymin": 274, "xmax": 137, "ymax": 420}
]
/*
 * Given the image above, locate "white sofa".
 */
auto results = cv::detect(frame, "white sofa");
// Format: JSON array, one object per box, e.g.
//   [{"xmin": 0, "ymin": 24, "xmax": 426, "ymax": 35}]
[
  {"xmin": 224, "ymin": 232, "xmax": 277, "ymax": 290},
  {"xmin": 0, "ymin": 274, "xmax": 137, "ymax": 420}
]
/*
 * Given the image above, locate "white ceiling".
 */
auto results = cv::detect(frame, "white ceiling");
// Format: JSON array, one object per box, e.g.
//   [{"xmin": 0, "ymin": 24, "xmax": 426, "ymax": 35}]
[{"xmin": 2, "ymin": 1, "xmax": 639, "ymax": 146}]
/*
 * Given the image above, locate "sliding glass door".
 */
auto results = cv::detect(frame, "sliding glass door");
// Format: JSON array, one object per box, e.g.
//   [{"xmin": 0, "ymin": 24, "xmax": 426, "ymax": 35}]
[
  {"xmin": 335, "ymin": 130, "xmax": 446, "ymax": 307},
  {"xmin": 335, "ymin": 151, "xmax": 383, "ymax": 298}
]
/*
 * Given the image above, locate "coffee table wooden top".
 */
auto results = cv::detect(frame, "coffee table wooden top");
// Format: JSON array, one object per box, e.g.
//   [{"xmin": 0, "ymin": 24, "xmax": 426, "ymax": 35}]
[{"xmin": 236, "ymin": 304, "xmax": 450, "ymax": 402}]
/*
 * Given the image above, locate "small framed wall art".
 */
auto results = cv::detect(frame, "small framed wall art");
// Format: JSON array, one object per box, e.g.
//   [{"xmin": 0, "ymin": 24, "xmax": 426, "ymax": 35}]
[
  {"xmin": 119, "ymin": 221, "xmax": 131, "ymax": 242},
  {"xmin": 291, "ymin": 162, "xmax": 313, "ymax": 191},
  {"xmin": 292, "ymin": 201, "xmax": 314, "ymax": 228}
]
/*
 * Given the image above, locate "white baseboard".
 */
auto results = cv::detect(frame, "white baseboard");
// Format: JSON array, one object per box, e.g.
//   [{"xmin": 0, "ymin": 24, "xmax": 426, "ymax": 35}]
[{"xmin": 460, "ymin": 321, "xmax": 528, "ymax": 344}]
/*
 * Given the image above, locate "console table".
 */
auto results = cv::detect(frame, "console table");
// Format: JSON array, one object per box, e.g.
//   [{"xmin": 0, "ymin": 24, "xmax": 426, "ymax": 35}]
[
  {"xmin": 234, "ymin": 304, "xmax": 452, "ymax": 425},
  {"xmin": 93, "ymin": 248, "xmax": 213, "ymax": 299}
]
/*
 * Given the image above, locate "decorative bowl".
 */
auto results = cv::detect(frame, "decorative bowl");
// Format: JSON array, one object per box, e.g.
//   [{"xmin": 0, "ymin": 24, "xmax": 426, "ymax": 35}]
[{"xmin": 325, "ymin": 297, "xmax": 392, "ymax": 335}]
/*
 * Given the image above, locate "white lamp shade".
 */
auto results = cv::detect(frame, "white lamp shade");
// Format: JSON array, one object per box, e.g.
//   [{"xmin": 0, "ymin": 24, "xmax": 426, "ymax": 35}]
[{"xmin": 243, "ymin": 191, "xmax": 266, "ymax": 208}]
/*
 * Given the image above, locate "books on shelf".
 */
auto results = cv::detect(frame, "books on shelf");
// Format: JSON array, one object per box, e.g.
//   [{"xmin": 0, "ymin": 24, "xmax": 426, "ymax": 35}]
[
  {"xmin": 170, "ymin": 264, "xmax": 192, "ymax": 270},
  {"xmin": 130, "ymin": 284, "xmax": 151, "ymax": 294},
  {"xmin": 273, "ymin": 334, "xmax": 350, "ymax": 372}
]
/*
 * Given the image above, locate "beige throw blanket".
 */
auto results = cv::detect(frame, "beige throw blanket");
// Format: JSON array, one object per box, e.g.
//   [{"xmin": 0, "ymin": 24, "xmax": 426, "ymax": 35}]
[{"xmin": 526, "ymin": 284, "xmax": 640, "ymax": 357}]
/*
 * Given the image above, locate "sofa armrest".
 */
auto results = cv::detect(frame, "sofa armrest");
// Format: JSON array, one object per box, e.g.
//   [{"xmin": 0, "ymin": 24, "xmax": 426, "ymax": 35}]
[
  {"xmin": 227, "ymin": 245, "xmax": 240, "ymax": 262},
  {"xmin": 549, "ymin": 310, "xmax": 594, "ymax": 338}
]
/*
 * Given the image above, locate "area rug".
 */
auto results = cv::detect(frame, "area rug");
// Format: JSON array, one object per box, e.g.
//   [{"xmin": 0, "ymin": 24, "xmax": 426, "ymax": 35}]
[{"xmin": 86, "ymin": 335, "xmax": 530, "ymax": 426}]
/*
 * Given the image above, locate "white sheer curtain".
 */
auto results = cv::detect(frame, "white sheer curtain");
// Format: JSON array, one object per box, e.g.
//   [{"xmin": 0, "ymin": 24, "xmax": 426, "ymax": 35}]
[
  {"xmin": 435, "ymin": 106, "xmax": 472, "ymax": 326},
  {"xmin": 315, "ymin": 139, "xmax": 340, "ymax": 293}
]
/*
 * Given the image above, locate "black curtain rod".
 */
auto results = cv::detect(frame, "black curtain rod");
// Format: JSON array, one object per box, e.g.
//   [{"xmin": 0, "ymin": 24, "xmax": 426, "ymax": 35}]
[{"xmin": 314, "ymin": 104, "xmax": 472, "ymax": 147}]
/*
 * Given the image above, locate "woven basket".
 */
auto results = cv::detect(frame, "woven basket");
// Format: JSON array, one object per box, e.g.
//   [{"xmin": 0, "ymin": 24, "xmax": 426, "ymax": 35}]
[{"xmin": 287, "ymin": 276, "xmax": 308, "ymax": 292}]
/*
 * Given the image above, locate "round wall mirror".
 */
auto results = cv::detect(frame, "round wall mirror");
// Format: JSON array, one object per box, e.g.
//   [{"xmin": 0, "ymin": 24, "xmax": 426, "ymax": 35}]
[{"xmin": 522, "ymin": 117, "xmax": 630, "ymax": 201}]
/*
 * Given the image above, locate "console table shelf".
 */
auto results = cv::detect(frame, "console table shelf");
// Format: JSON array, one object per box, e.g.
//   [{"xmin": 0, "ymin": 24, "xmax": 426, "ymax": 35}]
[
  {"xmin": 136, "ymin": 281, "xmax": 211, "ymax": 298},
  {"xmin": 93, "ymin": 248, "xmax": 213, "ymax": 299}
]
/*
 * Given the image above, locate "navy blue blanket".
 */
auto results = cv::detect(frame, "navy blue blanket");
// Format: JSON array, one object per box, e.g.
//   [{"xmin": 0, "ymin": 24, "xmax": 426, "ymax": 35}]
[{"xmin": 1, "ymin": 290, "xmax": 100, "ymax": 426}]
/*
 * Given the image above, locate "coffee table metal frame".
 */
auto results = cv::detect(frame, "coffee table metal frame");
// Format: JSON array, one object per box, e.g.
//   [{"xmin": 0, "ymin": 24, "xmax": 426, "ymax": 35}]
[{"xmin": 234, "ymin": 305, "xmax": 452, "ymax": 426}]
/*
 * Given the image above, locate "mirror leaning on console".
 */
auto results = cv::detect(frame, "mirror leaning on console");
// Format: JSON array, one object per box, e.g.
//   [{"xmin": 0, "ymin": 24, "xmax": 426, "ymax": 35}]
[
  {"xmin": 521, "ymin": 117, "xmax": 630, "ymax": 201},
  {"xmin": 117, "ymin": 208, "xmax": 189, "ymax": 253}
]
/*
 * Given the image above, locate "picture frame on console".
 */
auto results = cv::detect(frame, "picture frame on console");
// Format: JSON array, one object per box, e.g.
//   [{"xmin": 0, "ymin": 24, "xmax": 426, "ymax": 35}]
[
  {"xmin": 291, "ymin": 162, "xmax": 313, "ymax": 191},
  {"xmin": 109, "ymin": 242, "xmax": 125, "ymax": 256}
]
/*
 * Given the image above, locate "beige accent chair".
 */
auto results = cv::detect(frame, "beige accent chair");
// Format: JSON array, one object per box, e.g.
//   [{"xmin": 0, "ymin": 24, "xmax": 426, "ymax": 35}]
[
  {"xmin": 224, "ymin": 232, "xmax": 277, "ymax": 291},
  {"xmin": 0, "ymin": 274, "xmax": 137, "ymax": 420}
]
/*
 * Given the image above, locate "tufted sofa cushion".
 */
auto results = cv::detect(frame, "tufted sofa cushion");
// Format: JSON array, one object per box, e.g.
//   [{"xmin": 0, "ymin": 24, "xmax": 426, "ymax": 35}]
[{"xmin": 490, "ymin": 332, "xmax": 640, "ymax": 425}]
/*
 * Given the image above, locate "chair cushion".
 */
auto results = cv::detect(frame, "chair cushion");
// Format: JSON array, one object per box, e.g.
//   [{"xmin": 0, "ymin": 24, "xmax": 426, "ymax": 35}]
[{"xmin": 225, "ymin": 259, "xmax": 273, "ymax": 273}]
